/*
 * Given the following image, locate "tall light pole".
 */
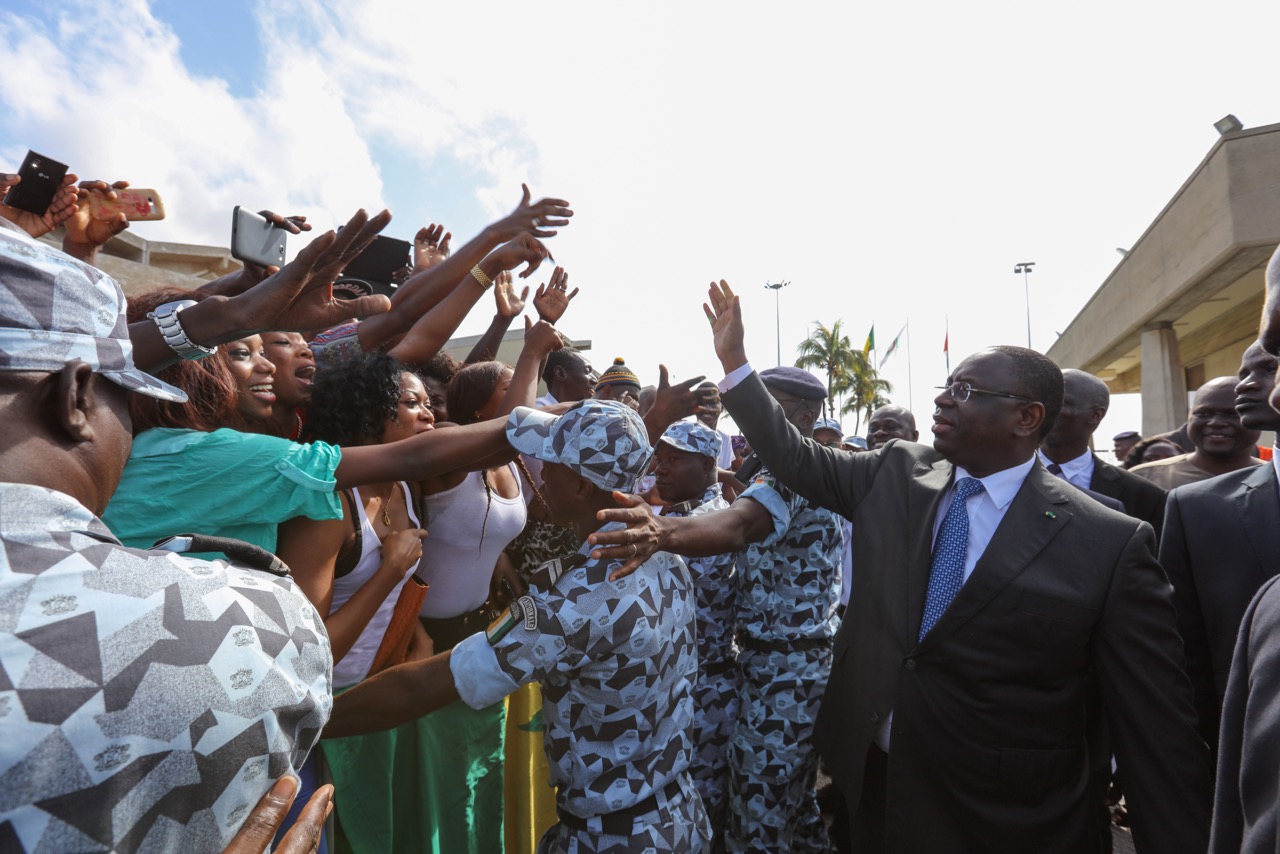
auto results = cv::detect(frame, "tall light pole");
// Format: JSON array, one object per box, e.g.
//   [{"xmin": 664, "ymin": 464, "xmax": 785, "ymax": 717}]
[
  {"xmin": 1014, "ymin": 262, "xmax": 1035, "ymax": 348},
  {"xmin": 764, "ymin": 281, "xmax": 790, "ymax": 366}
]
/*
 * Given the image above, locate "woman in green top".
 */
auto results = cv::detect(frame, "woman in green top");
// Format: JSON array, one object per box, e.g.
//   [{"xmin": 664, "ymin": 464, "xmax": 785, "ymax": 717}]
[{"xmin": 103, "ymin": 290, "xmax": 513, "ymax": 553}]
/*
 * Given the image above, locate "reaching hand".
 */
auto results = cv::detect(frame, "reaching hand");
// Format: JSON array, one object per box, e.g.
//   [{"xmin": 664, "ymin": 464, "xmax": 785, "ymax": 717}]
[
  {"xmin": 0, "ymin": 171, "xmax": 79, "ymax": 238},
  {"xmin": 65, "ymin": 180, "xmax": 132, "ymax": 248},
  {"xmin": 225, "ymin": 208, "xmax": 393, "ymax": 336},
  {"xmin": 533, "ymin": 266, "xmax": 579, "ymax": 324},
  {"xmin": 494, "ymin": 270, "xmax": 529, "ymax": 318},
  {"xmin": 222, "ymin": 777, "xmax": 332, "ymax": 854},
  {"xmin": 413, "ymin": 224, "xmax": 451, "ymax": 271},
  {"xmin": 488, "ymin": 184, "xmax": 573, "ymax": 242},
  {"xmin": 643, "ymin": 365, "xmax": 710, "ymax": 436},
  {"xmin": 587, "ymin": 492, "xmax": 661, "ymax": 580},
  {"xmin": 703, "ymin": 279, "xmax": 748, "ymax": 372},
  {"xmin": 524, "ymin": 316, "xmax": 565, "ymax": 359},
  {"xmin": 487, "ymin": 232, "xmax": 552, "ymax": 280},
  {"xmin": 257, "ymin": 210, "xmax": 312, "ymax": 235}
]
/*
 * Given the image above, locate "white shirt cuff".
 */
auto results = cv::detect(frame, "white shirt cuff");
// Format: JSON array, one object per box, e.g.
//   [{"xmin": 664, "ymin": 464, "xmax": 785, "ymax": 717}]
[
  {"xmin": 450, "ymin": 631, "xmax": 520, "ymax": 709},
  {"xmin": 718, "ymin": 362, "xmax": 754, "ymax": 394}
]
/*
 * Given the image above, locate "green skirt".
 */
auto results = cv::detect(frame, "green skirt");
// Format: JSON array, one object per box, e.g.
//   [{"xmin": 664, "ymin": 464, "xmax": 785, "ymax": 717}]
[{"xmin": 324, "ymin": 698, "xmax": 506, "ymax": 853}]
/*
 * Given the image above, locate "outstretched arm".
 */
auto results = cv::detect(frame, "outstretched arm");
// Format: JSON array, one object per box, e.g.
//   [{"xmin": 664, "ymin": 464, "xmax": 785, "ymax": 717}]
[
  {"xmin": 335, "ymin": 416, "xmax": 510, "ymax": 488},
  {"xmin": 705, "ymin": 279, "xmax": 862, "ymax": 518},
  {"xmin": 323, "ymin": 651, "xmax": 461, "ymax": 738},
  {"xmin": 588, "ymin": 491, "xmax": 774, "ymax": 578}
]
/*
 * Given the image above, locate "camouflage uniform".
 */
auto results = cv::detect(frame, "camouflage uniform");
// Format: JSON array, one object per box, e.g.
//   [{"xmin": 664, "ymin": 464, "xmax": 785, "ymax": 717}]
[
  {"xmin": 662, "ymin": 482, "xmax": 738, "ymax": 839},
  {"xmin": 451, "ymin": 523, "xmax": 712, "ymax": 854},
  {"xmin": 728, "ymin": 467, "xmax": 843, "ymax": 853}
]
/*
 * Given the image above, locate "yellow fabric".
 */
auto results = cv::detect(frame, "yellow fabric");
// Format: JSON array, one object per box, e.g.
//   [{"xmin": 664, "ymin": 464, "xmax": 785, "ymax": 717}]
[{"xmin": 504, "ymin": 682, "xmax": 558, "ymax": 853}]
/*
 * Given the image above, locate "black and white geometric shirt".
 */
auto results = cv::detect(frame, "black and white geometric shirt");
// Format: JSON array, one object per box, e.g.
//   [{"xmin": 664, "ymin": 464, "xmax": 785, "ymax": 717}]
[
  {"xmin": 0, "ymin": 485, "xmax": 333, "ymax": 853},
  {"xmin": 451, "ymin": 522, "xmax": 698, "ymax": 819}
]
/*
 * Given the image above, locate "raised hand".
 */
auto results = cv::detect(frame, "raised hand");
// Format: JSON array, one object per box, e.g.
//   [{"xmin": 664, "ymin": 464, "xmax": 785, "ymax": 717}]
[
  {"xmin": 524, "ymin": 316, "xmax": 566, "ymax": 359},
  {"xmin": 221, "ymin": 208, "xmax": 393, "ymax": 338},
  {"xmin": 65, "ymin": 180, "xmax": 132, "ymax": 249},
  {"xmin": 413, "ymin": 224, "xmax": 452, "ymax": 271},
  {"xmin": 488, "ymin": 184, "xmax": 573, "ymax": 242},
  {"xmin": 587, "ymin": 492, "xmax": 661, "ymax": 580},
  {"xmin": 703, "ymin": 279, "xmax": 748, "ymax": 372},
  {"xmin": 487, "ymin": 232, "xmax": 552, "ymax": 279},
  {"xmin": 0, "ymin": 171, "xmax": 79, "ymax": 238},
  {"xmin": 532, "ymin": 266, "xmax": 579, "ymax": 324},
  {"xmin": 257, "ymin": 210, "xmax": 312, "ymax": 235},
  {"xmin": 494, "ymin": 270, "xmax": 529, "ymax": 318}
]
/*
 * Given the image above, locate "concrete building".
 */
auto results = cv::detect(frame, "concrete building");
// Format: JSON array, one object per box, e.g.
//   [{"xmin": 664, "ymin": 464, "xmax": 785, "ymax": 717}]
[
  {"xmin": 40, "ymin": 227, "xmax": 243, "ymax": 295},
  {"xmin": 1048, "ymin": 120, "xmax": 1280, "ymax": 437}
]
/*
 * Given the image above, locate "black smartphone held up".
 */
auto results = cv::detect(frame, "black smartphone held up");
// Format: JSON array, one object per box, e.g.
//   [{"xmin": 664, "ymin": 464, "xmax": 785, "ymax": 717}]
[
  {"xmin": 3, "ymin": 150, "xmax": 69, "ymax": 215},
  {"xmin": 340, "ymin": 235, "xmax": 411, "ymax": 296},
  {"xmin": 230, "ymin": 206, "xmax": 288, "ymax": 268}
]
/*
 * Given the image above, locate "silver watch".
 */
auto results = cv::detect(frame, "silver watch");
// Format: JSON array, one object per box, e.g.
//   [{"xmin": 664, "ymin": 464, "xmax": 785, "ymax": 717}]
[{"xmin": 147, "ymin": 300, "xmax": 216, "ymax": 360}]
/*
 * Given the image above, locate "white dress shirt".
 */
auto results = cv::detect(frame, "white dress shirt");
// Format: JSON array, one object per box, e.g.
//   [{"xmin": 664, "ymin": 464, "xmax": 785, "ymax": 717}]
[{"xmin": 1037, "ymin": 448, "xmax": 1095, "ymax": 490}]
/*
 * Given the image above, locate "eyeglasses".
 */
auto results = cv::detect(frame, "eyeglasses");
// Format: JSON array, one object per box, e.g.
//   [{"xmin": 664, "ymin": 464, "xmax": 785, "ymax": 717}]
[{"xmin": 934, "ymin": 382, "xmax": 1033, "ymax": 403}]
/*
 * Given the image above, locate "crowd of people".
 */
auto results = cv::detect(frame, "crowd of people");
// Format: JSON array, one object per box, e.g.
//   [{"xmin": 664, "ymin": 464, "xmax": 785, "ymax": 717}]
[{"xmin": 1, "ymin": 161, "xmax": 1280, "ymax": 854}]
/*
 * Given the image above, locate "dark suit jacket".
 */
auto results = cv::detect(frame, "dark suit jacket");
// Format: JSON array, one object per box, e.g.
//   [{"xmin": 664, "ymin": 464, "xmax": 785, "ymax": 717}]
[
  {"xmin": 1090, "ymin": 454, "xmax": 1168, "ymax": 539},
  {"xmin": 1210, "ymin": 574, "xmax": 1280, "ymax": 853},
  {"xmin": 1160, "ymin": 463, "xmax": 1280, "ymax": 748},
  {"xmin": 723, "ymin": 370, "xmax": 1210, "ymax": 854}
]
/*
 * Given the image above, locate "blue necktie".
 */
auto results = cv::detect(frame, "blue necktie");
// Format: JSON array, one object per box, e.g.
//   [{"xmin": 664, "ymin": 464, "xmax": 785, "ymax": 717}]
[{"xmin": 919, "ymin": 477, "xmax": 986, "ymax": 641}]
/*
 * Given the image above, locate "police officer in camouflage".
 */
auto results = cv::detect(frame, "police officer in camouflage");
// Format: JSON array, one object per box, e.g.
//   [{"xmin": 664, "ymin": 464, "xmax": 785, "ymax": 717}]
[
  {"xmin": 654, "ymin": 422, "xmax": 738, "ymax": 846},
  {"xmin": 328, "ymin": 399, "xmax": 711, "ymax": 853},
  {"xmin": 589, "ymin": 367, "xmax": 844, "ymax": 852}
]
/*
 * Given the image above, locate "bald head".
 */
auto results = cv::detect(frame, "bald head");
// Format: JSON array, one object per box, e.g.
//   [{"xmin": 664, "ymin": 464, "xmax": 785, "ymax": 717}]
[
  {"xmin": 867, "ymin": 405, "xmax": 918, "ymax": 449},
  {"xmin": 1262, "ymin": 245, "xmax": 1280, "ymax": 357},
  {"xmin": 1062, "ymin": 369, "xmax": 1110, "ymax": 412},
  {"xmin": 1188, "ymin": 375, "xmax": 1259, "ymax": 462},
  {"xmin": 1041, "ymin": 369, "xmax": 1110, "ymax": 461}
]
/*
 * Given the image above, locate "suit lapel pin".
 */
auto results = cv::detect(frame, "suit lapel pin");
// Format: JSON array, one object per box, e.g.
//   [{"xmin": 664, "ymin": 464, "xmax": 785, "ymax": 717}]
[{"xmin": 1044, "ymin": 510, "xmax": 1057, "ymax": 520}]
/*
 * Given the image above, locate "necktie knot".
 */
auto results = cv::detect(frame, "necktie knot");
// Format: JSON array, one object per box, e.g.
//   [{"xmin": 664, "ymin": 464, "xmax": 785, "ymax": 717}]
[
  {"xmin": 954, "ymin": 476, "xmax": 986, "ymax": 501},
  {"xmin": 1046, "ymin": 462, "xmax": 1065, "ymax": 477}
]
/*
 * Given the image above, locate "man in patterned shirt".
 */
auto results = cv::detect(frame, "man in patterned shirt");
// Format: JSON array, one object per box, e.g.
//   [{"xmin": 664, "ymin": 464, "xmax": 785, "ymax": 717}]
[
  {"xmin": 653, "ymin": 422, "xmax": 737, "ymax": 843},
  {"xmin": 328, "ymin": 399, "xmax": 711, "ymax": 853},
  {"xmin": 0, "ymin": 217, "xmax": 334, "ymax": 852},
  {"xmin": 589, "ymin": 367, "xmax": 844, "ymax": 853}
]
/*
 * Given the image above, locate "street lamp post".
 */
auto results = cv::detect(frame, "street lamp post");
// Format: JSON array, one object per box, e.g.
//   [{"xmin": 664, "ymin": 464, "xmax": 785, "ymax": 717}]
[
  {"xmin": 764, "ymin": 281, "xmax": 790, "ymax": 366},
  {"xmin": 1014, "ymin": 262, "xmax": 1035, "ymax": 348}
]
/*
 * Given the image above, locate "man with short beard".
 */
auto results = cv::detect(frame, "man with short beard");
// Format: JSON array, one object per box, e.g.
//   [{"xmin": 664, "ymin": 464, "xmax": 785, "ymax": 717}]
[{"xmin": 1162, "ymin": 341, "xmax": 1280, "ymax": 757}]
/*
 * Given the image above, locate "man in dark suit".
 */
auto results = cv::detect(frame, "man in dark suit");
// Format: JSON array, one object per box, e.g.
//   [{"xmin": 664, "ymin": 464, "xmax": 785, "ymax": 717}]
[
  {"xmin": 1160, "ymin": 340, "xmax": 1280, "ymax": 754},
  {"xmin": 1211, "ymin": 248, "xmax": 1280, "ymax": 853},
  {"xmin": 594, "ymin": 281, "xmax": 1212, "ymax": 853},
  {"xmin": 1039, "ymin": 369, "xmax": 1167, "ymax": 535}
]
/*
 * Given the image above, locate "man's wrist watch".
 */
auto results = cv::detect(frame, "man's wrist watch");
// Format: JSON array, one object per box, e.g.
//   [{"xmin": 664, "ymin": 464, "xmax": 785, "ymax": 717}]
[{"xmin": 147, "ymin": 300, "xmax": 216, "ymax": 360}]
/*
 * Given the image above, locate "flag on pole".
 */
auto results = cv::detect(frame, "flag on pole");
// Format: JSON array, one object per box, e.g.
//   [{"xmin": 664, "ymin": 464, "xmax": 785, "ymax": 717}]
[
  {"xmin": 943, "ymin": 321, "xmax": 950, "ymax": 375},
  {"xmin": 863, "ymin": 325, "xmax": 875, "ymax": 355},
  {"xmin": 879, "ymin": 324, "xmax": 907, "ymax": 369}
]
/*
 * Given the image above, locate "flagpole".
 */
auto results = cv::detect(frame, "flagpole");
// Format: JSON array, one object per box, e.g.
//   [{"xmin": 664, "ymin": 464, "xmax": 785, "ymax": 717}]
[
  {"xmin": 944, "ymin": 315, "xmax": 951, "ymax": 376},
  {"xmin": 905, "ymin": 319, "xmax": 914, "ymax": 416}
]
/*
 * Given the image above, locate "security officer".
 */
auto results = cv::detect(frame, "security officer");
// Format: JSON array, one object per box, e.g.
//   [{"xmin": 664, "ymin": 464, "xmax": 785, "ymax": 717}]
[{"xmin": 654, "ymin": 422, "xmax": 738, "ymax": 845}]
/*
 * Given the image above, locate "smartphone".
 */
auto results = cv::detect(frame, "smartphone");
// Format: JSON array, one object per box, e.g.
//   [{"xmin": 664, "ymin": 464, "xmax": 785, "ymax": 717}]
[
  {"xmin": 341, "ymin": 235, "xmax": 412, "ymax": 292},
  {"xmin": 3, "ymin": 150, "xmax": 69, "ymax": 215},
  {"xmin": 230, "ymin": 206, "xmax": 288, "ymax": 267},
  {"xmin": 87, "ymin": 188, "xmax": 166, "ymax": 222}
]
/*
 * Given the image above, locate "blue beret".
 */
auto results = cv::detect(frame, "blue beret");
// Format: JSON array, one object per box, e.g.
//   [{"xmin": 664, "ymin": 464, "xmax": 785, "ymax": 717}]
[{"xmin": 760, "ymin": 366, "xmax": 827, "ymax": 400}]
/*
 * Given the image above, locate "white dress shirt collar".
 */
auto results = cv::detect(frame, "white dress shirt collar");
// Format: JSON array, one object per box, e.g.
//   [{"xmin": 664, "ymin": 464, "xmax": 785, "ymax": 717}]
[{"xmin": 1036, "ymin": 448, "xmax": 1095, "ymax": 489}]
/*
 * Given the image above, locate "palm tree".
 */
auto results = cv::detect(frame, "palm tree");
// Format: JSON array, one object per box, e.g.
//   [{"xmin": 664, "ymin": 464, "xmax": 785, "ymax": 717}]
[
  {"xmin": 839, "ymin": 371, "xmax": 894, "ymax": 434},
  {"xmin": 794, "ymin": 320, "xmax": 859, "ymax": 421}
]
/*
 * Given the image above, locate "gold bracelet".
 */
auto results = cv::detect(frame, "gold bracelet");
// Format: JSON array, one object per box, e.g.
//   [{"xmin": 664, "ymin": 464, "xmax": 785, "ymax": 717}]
[{"xmin": 470, "ymin": 265, "xmax": 494, "ymax": 289}]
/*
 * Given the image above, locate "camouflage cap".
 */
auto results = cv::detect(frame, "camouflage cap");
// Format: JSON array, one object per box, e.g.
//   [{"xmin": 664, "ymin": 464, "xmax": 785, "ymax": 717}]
[
  {"xmin": 0, "ymin": 220, "xmax": 186, "ymax": 401},
  {"xmin": 814, "ymin": 418, "xmax": 842, "ymax": 433},
  {"xmin": 506, "ymin": 399, "xmax": 653, "ymax": 492},
  {"xmin": 658, "ymin": 421, "xmax": 722, "ymax": 461}
]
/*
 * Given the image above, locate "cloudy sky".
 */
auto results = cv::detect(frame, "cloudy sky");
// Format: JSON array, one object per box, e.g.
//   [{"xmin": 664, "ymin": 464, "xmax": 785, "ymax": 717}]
[{"xmin": 3, "ymin": 0, "xmax": 1277, "ymax": 441}]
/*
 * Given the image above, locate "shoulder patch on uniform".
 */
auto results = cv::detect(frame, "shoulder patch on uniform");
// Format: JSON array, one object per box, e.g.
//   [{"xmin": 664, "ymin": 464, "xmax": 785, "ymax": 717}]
[{"xmin": 486, "ymin": 594, "xmax": 538, "ymax": 645}]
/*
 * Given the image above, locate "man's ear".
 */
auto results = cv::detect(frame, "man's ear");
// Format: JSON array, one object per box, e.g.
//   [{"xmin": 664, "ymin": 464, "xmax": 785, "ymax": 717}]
[
  {"xmin": 56, "ymin": 361, "xmax": 98, "ymax": 444},
  {"xmin": 1012, "ymin": 402, "xmax": 1047, "ymax": 440},
  {"xmin": 574, "ymin": 474, "xmax": 596, "ymax": 500},
  {"xmin": 794, "ymin": 403, "xmax": 818, "ymax": 432}
]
